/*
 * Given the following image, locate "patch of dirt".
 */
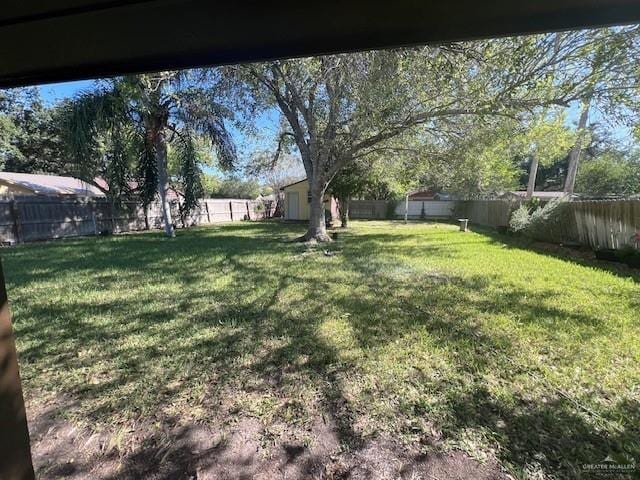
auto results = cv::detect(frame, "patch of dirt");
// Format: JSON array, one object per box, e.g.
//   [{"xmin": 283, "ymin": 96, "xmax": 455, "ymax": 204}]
[
  {"xmin": 330, "ymin": 439, "xmax": 507, "ymax": 480},
  {"xmin": 27, "ymin": 398, "xmax": 509, "ymax": 480}
]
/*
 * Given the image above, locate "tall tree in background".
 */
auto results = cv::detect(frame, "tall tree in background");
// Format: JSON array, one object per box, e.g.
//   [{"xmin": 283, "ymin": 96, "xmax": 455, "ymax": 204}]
[
  {"xmin": 576, "ymin": 152, "xmax": 640, "ymax": 196},
  {"xmin": 0, "ymin": 94, "xmax": 20, "ymax": 169},
  {"xmin": 0, "ymin": 88, "xmax": 67, "ymax": 173},
  {"xmin": 564, "ymin": 100, "xmax": 591, "ymax": 193},
  {"xmin": 241, "ymin": 28, "xmax": 639, "ymax": 241},
  {"xmin": 562, "ymin": 27, "xmax": 640, "ymax": 193},
  {"xmin": 64, "ymin": 72, "xmax": 236, "ymax": 237},
  {"xmin": 520, "ymin": 114, "xmax": 576, "ymax": 197}
]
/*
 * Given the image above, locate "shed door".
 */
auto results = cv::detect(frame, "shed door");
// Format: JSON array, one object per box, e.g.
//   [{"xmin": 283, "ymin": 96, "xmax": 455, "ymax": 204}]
[{"xmin": 286, "ymin": 192, "xmax": 299, "ymax": 220}]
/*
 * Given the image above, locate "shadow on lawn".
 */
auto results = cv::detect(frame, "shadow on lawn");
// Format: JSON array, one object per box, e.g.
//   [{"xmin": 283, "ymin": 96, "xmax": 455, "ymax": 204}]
[
  {"xmin": 3, "ymin": 222, "xmax": 639, "ymax": 479},
  {"xmin": 471, "ymin": 226, "xmax": 640, "ymax": 283},
  {"xmin": 340, "ymin": 227, "xmax": 638, "ymax": 475}
]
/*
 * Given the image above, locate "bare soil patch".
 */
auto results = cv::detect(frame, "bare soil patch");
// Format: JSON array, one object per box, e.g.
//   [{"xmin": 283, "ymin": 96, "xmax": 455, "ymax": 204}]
[{"xmin": 29, "ymin": 398, "xmax": 507, "ymax": 480}]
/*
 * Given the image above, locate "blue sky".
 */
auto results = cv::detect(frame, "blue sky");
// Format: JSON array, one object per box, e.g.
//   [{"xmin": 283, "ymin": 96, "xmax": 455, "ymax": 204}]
[{"xmin": 39, "ymin": 80, "xmax": 95, "ymax": 104}]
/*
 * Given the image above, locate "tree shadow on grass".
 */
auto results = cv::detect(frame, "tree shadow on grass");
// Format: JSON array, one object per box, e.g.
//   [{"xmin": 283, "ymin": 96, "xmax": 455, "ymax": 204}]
[
  {"xmin": 3, "ymin": 222, "xmax": 639, "ymax": 479},
  {"xmin": 469, "ymin": 226, "xmax": 640, "ymax": 283},
  {"xmin": 336, "ymin": 228, "xmax": 639, "ymax": 478}
]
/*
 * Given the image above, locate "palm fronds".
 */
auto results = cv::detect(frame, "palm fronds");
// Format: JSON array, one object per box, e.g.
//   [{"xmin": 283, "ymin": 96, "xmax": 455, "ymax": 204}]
[{"xmin": 62, "ymin": 72, "xmax": 237, "ymax": 218}]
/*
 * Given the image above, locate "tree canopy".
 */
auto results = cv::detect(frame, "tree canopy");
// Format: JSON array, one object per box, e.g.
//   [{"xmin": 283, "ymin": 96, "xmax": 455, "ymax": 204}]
[
  {"xmin": 0, "ymin": 26, "xmax": 638, "ymax": 239},
  {"xmin": 235, "ymin": 26, "xmax": 639, "ymax": 239},
  {"xmin": 576, "ymin": 151, "xmax": 640, "ymax": 196},
  {"xmin": 0, "ymin": 88, "xmax": 67, "ymax": 174}
]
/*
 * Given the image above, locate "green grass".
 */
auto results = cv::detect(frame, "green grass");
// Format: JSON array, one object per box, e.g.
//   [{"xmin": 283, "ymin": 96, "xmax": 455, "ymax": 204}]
[{"xmin": 3, "ymin": 221, "xmax": 639, "ymax": 479}]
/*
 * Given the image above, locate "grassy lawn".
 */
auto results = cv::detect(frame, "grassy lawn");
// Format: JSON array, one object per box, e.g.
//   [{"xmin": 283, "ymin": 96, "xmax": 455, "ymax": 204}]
[{"xmin": 3, "ymin": 221, "xmax": 639, "ymax": 479}]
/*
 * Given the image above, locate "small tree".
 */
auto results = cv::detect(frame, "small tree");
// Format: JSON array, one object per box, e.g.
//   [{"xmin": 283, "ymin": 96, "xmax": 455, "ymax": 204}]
[
  {"xmin": 329, "ymin": 161, "xmax": 371, "ymax": 228},
  {"xmin": 244, "ymin": 152, "xmax": 305, "ymax": 216}
]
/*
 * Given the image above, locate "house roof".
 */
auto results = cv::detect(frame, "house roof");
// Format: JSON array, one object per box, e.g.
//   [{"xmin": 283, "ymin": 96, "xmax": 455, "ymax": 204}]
[
  {"xmin": 409, "ymin": 189, "xmax": 437, "ymax": 199},
  {"xmin": 93, "ymin": 177, "xmax": 183, "ymax": 200},
  {"xmin": 506, "ymin": 191, "xmax": 568, "ymax": 199},
  {"xmin": 0, "ymin": 172, "xmax": 105, "ymax": 197}
]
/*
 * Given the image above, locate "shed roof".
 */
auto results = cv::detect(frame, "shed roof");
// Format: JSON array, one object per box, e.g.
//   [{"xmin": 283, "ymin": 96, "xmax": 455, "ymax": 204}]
[
  {"xmin": 409, "ymin": 189, "xmax": 437, "ymax": 199},
  {"xmin": 280, "ymin": 178, "xmax": 308, "ymax": 191}
]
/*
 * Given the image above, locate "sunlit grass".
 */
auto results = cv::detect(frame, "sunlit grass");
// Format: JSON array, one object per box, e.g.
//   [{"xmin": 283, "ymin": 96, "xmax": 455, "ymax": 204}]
[{"xmin": 3, "ymin": 221, "xmax": 639, "ymax": 479}]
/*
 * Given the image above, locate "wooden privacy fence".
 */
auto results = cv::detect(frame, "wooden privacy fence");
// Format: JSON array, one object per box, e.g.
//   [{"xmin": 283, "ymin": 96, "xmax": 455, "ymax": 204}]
[
  {"xmin": 349, "ymin": 200, "xmax": 388, "ymax": 219},
  {"xmin": 395, "ymin": 200, "xmax": 456, "ymax": 219},
  {"xmin": 349, "ymin": 199, "xmax": 457, "ymax": 219},
  {"xmin": 183, "ymin": 199, "xmax": 274, "ymax": 226},
  {"xmin": 458, "ymin": 200, "xmax": 523, "ymax": 228},
  {"xmin": 461, "ymin": 199, "xmax": 640, "ymax": 250},
  {"xmin": 0, "ymin": 196, "xmax": 275, "ymax": 244},
  {"xmin": 571, "ymin": 200, "xmax": 640, "ymax": 250}
]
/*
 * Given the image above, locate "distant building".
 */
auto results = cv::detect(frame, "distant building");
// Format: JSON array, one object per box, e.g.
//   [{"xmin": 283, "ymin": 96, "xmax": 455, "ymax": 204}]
[
  {"xmin": 408, "ymin": 189, "xmax": 437, "ymax": 200},
  {"xmin": 0, "ymin": 172, "xmax": 105, "ymax": 197},
  {"xmin": 0, "ymin": 172, "xmax": 187, "ymax": 201}
]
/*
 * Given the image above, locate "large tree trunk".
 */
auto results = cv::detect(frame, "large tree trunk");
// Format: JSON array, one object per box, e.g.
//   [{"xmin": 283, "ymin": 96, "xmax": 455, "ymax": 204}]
[
  {"xmin": 526, "ymin": 157, "xmax": 539, "ymax": 199},
  {"xmin": 154, "ymin": 127, "xmax": 175, "ymax": 238},
  {"xmin": 300, "ymin": 178, "xmax": 332, "ymax": 242},
  {"xmin": 339, "ymin": 197, "xmax": 350, "ymax": 228},
  {"xmin": 564, "ymin": 99, "xmax": 590, "ymax": 194}
]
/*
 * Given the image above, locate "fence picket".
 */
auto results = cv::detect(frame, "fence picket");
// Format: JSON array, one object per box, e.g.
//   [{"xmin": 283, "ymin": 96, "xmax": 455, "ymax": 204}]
[
  {"xmin": 462, "ymin": 199, "xmax": 639, "ymax": 250},
  {"xmin": 0, "ymin": 196, "xmax": 273, "ymax": 244}
]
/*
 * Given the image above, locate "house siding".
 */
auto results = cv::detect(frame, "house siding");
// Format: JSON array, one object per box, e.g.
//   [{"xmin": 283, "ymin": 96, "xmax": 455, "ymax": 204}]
[{"xmin": 281, "ymin": 179, "xmax": 336, "ymax": 221}]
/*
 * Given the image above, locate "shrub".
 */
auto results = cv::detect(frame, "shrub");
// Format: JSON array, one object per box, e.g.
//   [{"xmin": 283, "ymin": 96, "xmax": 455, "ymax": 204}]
[
  {"xmin": 509, "ymin": 204, "xmax": 531, "ymax": 233},
  {"xmin": 509, "ymin": 197, "xmax": 572, "ymax": 242},
  {"xmin": 525, "ymin": 197, "xmax": 541, "ymax": 210},
  {"xmin": 525, "ymin": 197, "xmax": 572, "ymax": 242}
]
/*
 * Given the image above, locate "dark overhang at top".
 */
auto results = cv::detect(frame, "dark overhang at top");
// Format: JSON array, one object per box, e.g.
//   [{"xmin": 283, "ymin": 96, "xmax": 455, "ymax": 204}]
[{"xmin": 2, "ymin": 0, "xmax": 640, "ymax": 88}]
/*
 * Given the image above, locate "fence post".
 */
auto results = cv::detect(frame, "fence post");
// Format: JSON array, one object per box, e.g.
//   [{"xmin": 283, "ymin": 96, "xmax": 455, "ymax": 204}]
[
  {"xmin": 205, "ymin": 201, "xmax": 211, "ymax": 223},
  {"xmin": 110, "ymin": 200, "xmax": 116, "ymax": 233},
  {"xmin": 9, "ymin": 200, "xmax": 22, "ymax": 244},
  {"xmin": 404, "ymin": 194, "xmax": 409, "ymax": 223},
  {"xmin": 90, "ymin": 200, "xmax": 98, "ymax": 236},
  {"xmin": 144, "ymin": 205, "xmax": 150, "ymax": 230},
  {"xmin": 229, "ymin": 201, "xmax": 233, "ymax": 221}
]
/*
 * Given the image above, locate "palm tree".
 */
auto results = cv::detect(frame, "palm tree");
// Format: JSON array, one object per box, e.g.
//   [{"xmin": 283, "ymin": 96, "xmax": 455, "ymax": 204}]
[{"xmin": 64, "ymin": 71, "xmax": 236, "ymax": 237}]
